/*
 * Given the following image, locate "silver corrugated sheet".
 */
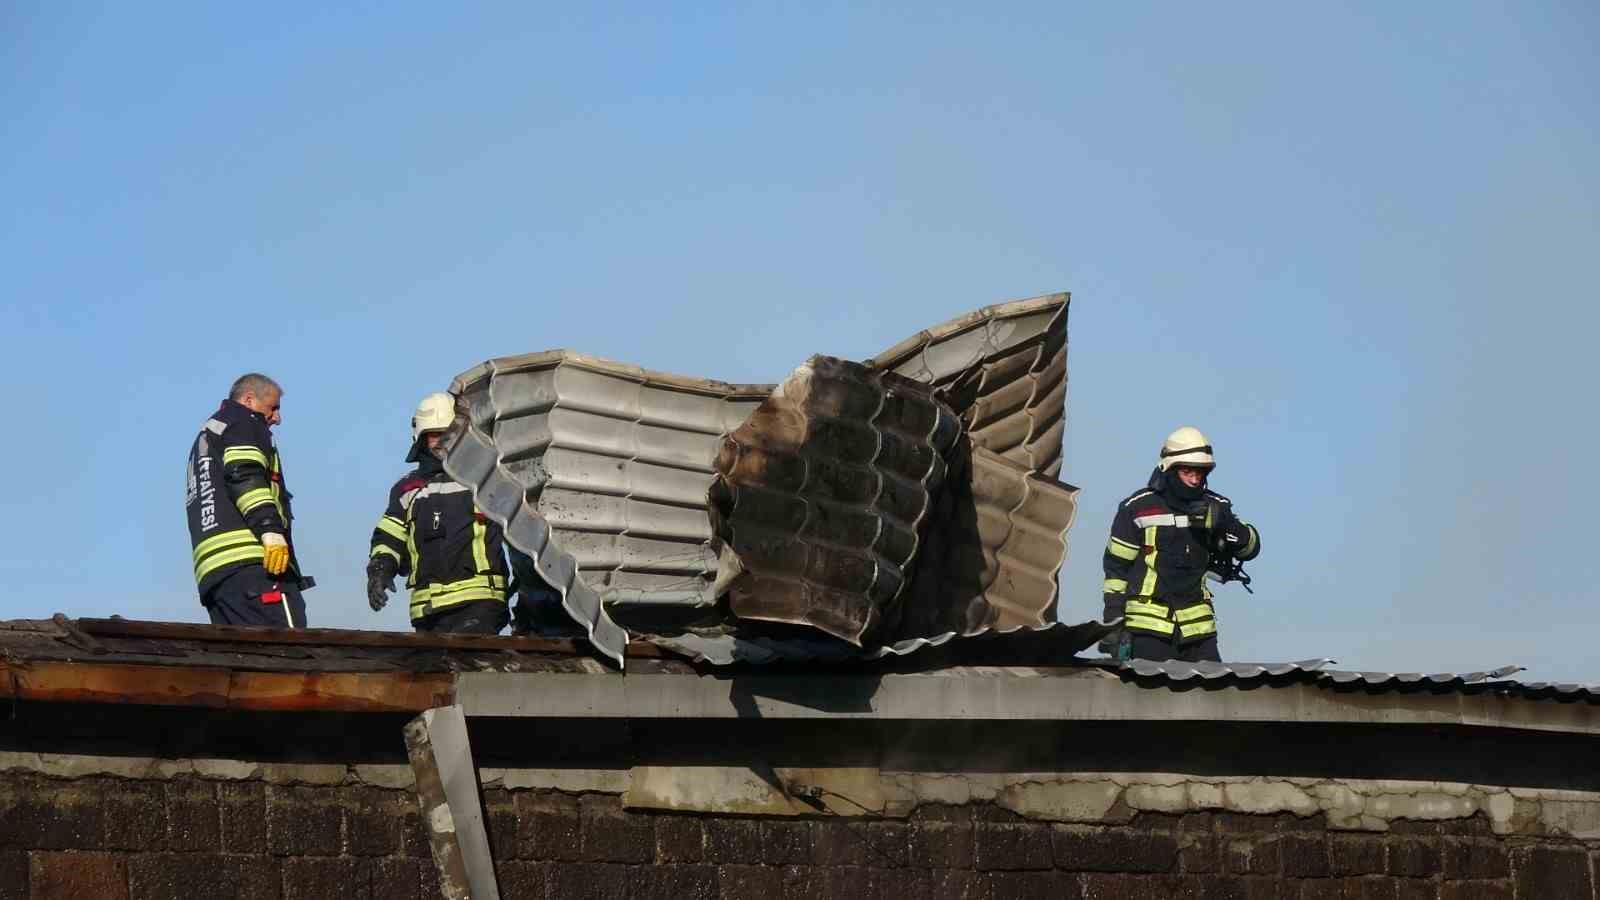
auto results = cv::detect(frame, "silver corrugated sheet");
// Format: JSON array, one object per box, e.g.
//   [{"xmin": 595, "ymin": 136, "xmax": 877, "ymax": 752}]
[
  {"xmin": 708, "ymin": 356, "xmax": 961, "ymax": 646},
  {"xmin": 443, "ymin": 351, "xmax": 774, "ymax": 665},
  {"xmin": 1120, "ymin": 659, "xmax": 1533, "ymax": 688},
  {"xmin": 441, "ymin": 293, "xmax": 1075, "ymax": 666},
  {"xmin": 866, "ymin": 292, "xmax": 1068, "ymax": 479},
  {"xmin": 647, "ymin": 619, "xmax": 1118, "ymax": 666}
]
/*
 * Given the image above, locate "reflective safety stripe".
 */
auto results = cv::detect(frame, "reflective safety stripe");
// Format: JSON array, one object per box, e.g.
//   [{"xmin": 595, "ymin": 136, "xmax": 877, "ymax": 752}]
[
  {"xmin": 425, "ymin": 584, "xmax": 503, "ymax": 611},
  {"xmin": 235, "ymin": 487, "xmax": 275, "ymax": 516},
  {"xmin": 1240, "ymin": 524, "xmax": 1258, "ymax": 558},
  {"xmin": 269, "ymin": 456, "xmax": 286, "ymax": 521},
  {"xmin": 1124, "ymin": 595, "xmax": 1216, "ymax": 641},
  {"xmin": 1138, "ymin": 526, "xmax": 1160, "ymax": 596},
  {"xmin": 193, "ymin": 528, "xmax": 263, "ymax": 582},
  {"xmin": 471, "ymin": 518, "xmax": 491, "ymax": 572},
  {"xmin": 1102, "ymin": 578, "xmax": 1128, "ymax": 594},
  {"xmin": 415, "ymin": 481, "xmax": 472, "ymax": 500},
  {"xmin": 412, "ymin": 574, "xmax": 508, "ymax": 601},
  {"xmin": 1133, "ymin": 513, "xmax": 1192, "ymax": 529},
  {"xmin": 371, "ymin": 544, "xmax": 403, "ymax": 563},
  {"xmin": 1125, "ymin": 614, "xmax": 1175, "ymax": 635},
  {"xmin": 204, "ymin": 418, "xmax": 228, "ymax": 436},
  {"xmin": 193, "ymin": 528, "xmax": 257, "ymax": 561},
  {"xmin": 404, "ymin": 508, "xmax": 419, "ymax": 589},
  {"xmin": 1106, "ymin": 537, "xmax": 1140, "ymax": 561},
  {"xmin": 1125, "ymin": 598, "xmax": 1171, "ymax": 619},
  {"xmin": 410, "ymin": 573, "xmax": 508, "ymax": 620},
  {"xmin": 376, "ymin": 516, "xmax": 407, "ymax": 541},
  {"xmin": 195, "ymin": 543, "xmax": 265, "ymax": 582},
  {"xmin": 222, "ymin": 446, "xmax": 270, "ymax": 469}
]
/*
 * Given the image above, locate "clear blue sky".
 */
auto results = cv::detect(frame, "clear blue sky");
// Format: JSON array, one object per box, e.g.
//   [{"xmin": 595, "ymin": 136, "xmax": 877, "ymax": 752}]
[{"xmin": 3, "ymin": 3, "xmax": 1596, "ymax": 680}]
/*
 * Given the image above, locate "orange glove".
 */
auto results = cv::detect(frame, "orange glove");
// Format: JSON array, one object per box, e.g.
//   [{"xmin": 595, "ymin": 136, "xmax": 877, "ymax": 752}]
[{"xmin": 261, "ymin": 532, "xmax": 290, "ymax": 576}]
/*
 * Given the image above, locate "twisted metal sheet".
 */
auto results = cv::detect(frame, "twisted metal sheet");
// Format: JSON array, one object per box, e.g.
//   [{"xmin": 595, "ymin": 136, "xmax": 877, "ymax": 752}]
[
  {"xmin": 443, "ymin": 351, "xmax": 773, "ymax": 665},
  {"xmin": 708, "ymin": 356, "xmax": 961, "ymax": 646},
  {"xmin": 866, "ymin": 292, "xmax": 1068, "ymax": 479}
]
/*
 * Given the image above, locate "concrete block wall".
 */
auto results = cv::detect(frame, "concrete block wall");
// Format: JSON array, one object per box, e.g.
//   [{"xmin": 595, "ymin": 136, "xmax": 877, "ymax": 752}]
[{"xmin": 4, "ymin": 771, "xmax": 1599, "ymax": 899}]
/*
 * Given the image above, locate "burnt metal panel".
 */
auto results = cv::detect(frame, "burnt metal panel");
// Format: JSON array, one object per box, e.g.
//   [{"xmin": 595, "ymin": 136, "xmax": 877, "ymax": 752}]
[
  {"xmin": 708, "ymin": 356, "xmax": 961, "ymax": 646},
  {"xmin": 443, "ymin": 351, "xmax": 774, "ymax": 664},
  {"xmin": 894, "ymin": 444, "xmax": 1079, "ymax": 641},
  {"xmin": 866, "ymin": 292, "xmax": 1068, "ymax": 479},
  {"xmin": 645, "ymin": 618, "xmax": 1117, "ymax": 666}
]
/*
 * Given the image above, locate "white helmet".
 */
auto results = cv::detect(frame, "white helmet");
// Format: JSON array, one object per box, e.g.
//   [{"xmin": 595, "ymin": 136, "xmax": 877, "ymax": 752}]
[
  {"xmin": 1158, "ymin": 426, "xmax": 1215, "ymax": 471},
  {"xmin": 407, "ymin": 392, "xmax": 456, "ymax": 461}
]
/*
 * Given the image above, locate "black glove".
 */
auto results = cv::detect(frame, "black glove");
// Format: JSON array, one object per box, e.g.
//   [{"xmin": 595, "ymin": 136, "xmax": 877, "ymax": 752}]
[
  {"xmin": 366, "ymin": 555, "xmax": 398, "ymax": 612},
  {"xmin": 1098, "ymin": 627, "xmax": 1131, "ymax": 660},
  {"xmin": 1198, "ymin": 500, "xmax": 1236, "ymax": 551}
]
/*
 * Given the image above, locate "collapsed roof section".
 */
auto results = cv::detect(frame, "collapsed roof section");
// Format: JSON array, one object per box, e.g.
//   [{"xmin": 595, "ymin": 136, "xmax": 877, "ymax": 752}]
[{"xmin": 442, "ymin": 292, "xmax": 1075, "ymax": 665}]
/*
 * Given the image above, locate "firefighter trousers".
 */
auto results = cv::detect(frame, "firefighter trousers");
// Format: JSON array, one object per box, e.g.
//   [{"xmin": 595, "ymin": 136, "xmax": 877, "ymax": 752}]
[{"xmin": 204, "ymin": 564, "xmax": 308, "ymax": 629}]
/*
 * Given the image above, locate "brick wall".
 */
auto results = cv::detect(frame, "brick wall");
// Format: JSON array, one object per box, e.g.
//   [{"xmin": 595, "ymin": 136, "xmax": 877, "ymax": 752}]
[
  {"xmin": 6, "ymin": 771, "xmax": 1595, "ymax": 900},
  {"xmin": 0, "ymin": 772, "xmax": 431, "ymax": 900}
]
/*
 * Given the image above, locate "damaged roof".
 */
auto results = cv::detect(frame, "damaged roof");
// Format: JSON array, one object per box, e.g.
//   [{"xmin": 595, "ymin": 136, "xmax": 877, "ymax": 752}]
[
  {"xmin": 2, "ymin": 617, "xmax": 1594, "ymax": 717},
  {"xmin": 440, "ymin": 292, "xmax": 1076, "ymax": 666}
]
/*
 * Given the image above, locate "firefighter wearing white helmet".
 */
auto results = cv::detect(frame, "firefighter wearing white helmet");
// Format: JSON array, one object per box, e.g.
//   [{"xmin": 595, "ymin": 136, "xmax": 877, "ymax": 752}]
[
  {"xmin": 1100, "ymin": 427, "xmax": 1260, "ymax": 662},
  {"xmin": 365, "ymin": 392, "xmax": 514, "ymax": 634}
]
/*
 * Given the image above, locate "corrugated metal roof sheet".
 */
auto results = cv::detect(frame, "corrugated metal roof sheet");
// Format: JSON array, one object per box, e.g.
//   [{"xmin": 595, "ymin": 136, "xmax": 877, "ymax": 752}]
[
  {"xmin": 645, "ymin": 618, "xmax": 1117, "ymax": 666},
  {"xmin": 440, "ymin": 295, "xmax": 1076, "ymax": 665},
  {"xmin": 895, "ymin": 444, "xmax": 1079, "ymax": 640},
  {"xmin": 1112, "ymin": 659, "xmax": 1600, "ymax": 700},
  {"xmin": 865, "ymin": 292, "xmax": 1068, "ymax": 479},
  {"xmin": 444, "ymin": 351, "xmax": 775, "ymax": 665},
  {"xmin": 707, "ymin": 356, "xmax": 961, "ymax": 646}
]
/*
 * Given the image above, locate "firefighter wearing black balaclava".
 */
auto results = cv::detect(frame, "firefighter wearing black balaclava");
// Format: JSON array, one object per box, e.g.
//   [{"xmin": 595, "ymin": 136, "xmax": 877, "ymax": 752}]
[
  {"xmin": 365, "ymin": 392, "xmax": 512, "ymax": 634},
  {"xmin": 1100, "ymin": 427, "xmax": 1261, "ymax": 662}
]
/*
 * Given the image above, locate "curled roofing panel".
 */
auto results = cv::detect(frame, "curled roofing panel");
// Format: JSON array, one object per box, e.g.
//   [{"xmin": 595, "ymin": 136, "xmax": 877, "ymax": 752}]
[
  {"xmin": 441, "ymin": 293, "xmax": 1074, "ymax": 666},
  {"xmin": 866, "ymin": 292, "xmax": 1068, "ymax": 479},
  {"xmin": 707, "ymin": 356, "xmax": 961, "ymax": 646},
  {"xmin": 894, "ymin": 444, "xmax": 1080, "ymax": 640},
  {"xmin": 444, "ymin": 351, "xmax": 774, "ymax": 665}
]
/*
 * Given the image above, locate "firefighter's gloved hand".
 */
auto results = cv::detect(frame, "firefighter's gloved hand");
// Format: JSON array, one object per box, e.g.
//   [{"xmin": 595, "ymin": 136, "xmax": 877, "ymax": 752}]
[
  {"xmin": 261, "ymin": 532, "xmax": 290, "ymax": 576},
  {"xmin": 366, "ymin": 555, "xmax": 398, "ymax": 612},
  {"xmin": 1098, "ymin": 628, "xmax": 1130, "ymax": 660},
  {"xmin": 1201, "ymin": 500, "xmax": 1237, "ymax": 551},
  {"xmin": 1201, "ymin": 499, "xmax": 1229, "ymax": 532}
]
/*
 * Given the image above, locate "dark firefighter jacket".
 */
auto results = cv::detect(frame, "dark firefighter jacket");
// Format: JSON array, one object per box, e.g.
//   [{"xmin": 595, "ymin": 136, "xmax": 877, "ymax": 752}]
[
  {"xmin": 369, "ymin": 456, "xmax": 508, "ymax": 623},
  {"xmin": 186, "ymin": 399, "xmax": 298, "ymax": 596},
  {"xmin": 1102, "ymin": 469, "xmax": 1260, "ymax": 644}
]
